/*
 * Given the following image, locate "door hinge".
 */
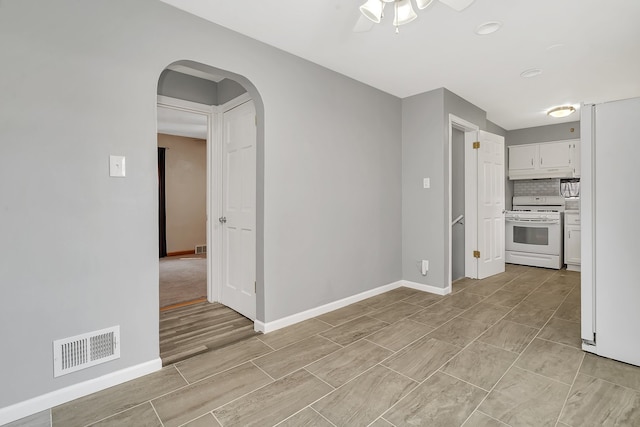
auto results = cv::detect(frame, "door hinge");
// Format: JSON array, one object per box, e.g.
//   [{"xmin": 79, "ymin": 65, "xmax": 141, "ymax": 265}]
[
  {"xmin": 473, "ymin": 250, "xmax": 480, "ymax": 258},
  {"xmin": 473, "ymin": 141, "xmax": 480, "ymax": 149},
  {"xmin": 254, "ymin": 281, "xmax": 257, "ymax": 293}
]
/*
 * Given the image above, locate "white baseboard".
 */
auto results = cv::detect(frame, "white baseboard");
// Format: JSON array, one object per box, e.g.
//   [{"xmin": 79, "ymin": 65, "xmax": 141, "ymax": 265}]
[
  {"xmin": 0, "ymin": 358, "xmax": 162, "ymax": 426},
  {"xmin": 255, "ymin": 279, "xmax": 448, "ymax": 334},
  {"xmin": 400, "ymin": 280, "xmax": 451, "ymax": 296}
]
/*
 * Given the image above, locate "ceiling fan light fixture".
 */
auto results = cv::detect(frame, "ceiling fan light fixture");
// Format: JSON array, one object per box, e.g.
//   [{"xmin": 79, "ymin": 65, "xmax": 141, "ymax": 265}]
[
  {"xmin": 360, "ymin": 0, "xmax": 384, "ymax": 23},
  {"xmin": 416, "ymin": 0, "xmax": 435, "ymax": 10},
  {"xmin": 547, "ymin": 106, "xmax": 576, "ymax": 118},
  {"xmin": 393, "ymin": 0, "xmax": 418, "ymax": 26}
]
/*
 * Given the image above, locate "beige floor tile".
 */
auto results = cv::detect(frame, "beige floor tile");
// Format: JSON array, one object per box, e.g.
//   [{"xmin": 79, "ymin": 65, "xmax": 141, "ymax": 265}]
[
  {"xmin": 409, "ymin": 303, "xmax": 465, "ymax": 328},
  {"xmin": 580, "ymin": 353, "xmax": 640, "ymax": 392},
  {"xmin": 522, "ymin": 290, "xmax": 566, "ymax": 310},
  {"xmin": 319, "ymin": 315, "xmax": 388, "ymax": 346},
  {"xmin": 388, "ymin": 286, "xmax": 425, "ymax": 300},
  {"xmin": 368, "ymin": 301, "xmax": 424, "ymax": 324},
  {"xmin": 90, "ymin": 403, "xmax": 161, "ymax": 427},
  {"xmin": 459, "ymin": 302, "xmax": 512, "ymax": 326},
  {"xmin": 370, "ymin": 418, "xmax": 394, "ymax": 426},
  {"xmin": 253, "ymin": 335, "xmax": 341, "ymax": 379},
  {"xmin": 365, "ymin": 319, "xmax": 433, "ymax": 351},
  {"xmin": 383, "ymin": 336, "xmax": 461, "ymax": 382},
  {"xmin": 176, "ymin": 336, "xmax": 273, "ymax": 383},
  {"xmin": 439, "ymin": 291, "xmax": 487, "ymax": 309},
  {"xmin": 479, "ymin": 366, "xmax": 569, "ymax": 427},
  {"xmin": 441, "ymin": 341, "xmax": 518, "ymax": 391},
  {"xmin": 384, "ymin": 372, "xmax": 486, "ymax": 427},
  {"xmin": 256, "ymin": 318, "xmax": 331, "ymax": 350},
  {"xmin": 538, "ymin": 317, "xmax": 581, "ymax": 349},
  {"xmin": 503, "ymin": 302, "xmax": 555, "ymax": 328},
  {"xmin": 152, "ymin": 362, "xmax": 272, "ymax": 427},
  {"xmin": 478, "ymin": 320, "xmax": 539, "ymax": 354},
  {"xmin": 427, "ymin": 317, "xmax": 489, "ymax": 347},
  {"xmin": 515, "ymin": 338, "xmax": 584, "ymax": 384},
  {"xmin": 214, "ymin": 369, "xmax": 333, "ymax": 427},
  {"xmin": 408, "ymin": 292, "xmax": 446, "ymax": 307},
  {"xmin": 182, "ymin": 414, "xmax": 221, "ymax": 427},
  {"xmin": 451, "ymin": 278, "xmax": 479, "ymax": 294},
  {"xmin": 313, "ymin": 365, "xmax": 416, "ymax": 426},
  {"xmin": 560, "ymin": 373, "xmax": 640, "ymax": 427},
  {"xmin": 306, "ymin": 339, "xmax": 392, "ymax": 387},
  {"xmin": 316, "ymin": 303, "xmax": 372, "ymax": 326},
  {"xmin": 462, "ymin": 411, "xmax": 505, "ymax": 426},
  {"xmin": 52, "ymin": 366, "xmax": 187, "ymax": 427},
  {"xmin": 464, "ymin": 281, "xmax": 507, "ymax": 297},
  {"xmin": 5, "ymin": 410, "xmax": 50, "ymax": 427},
  {"xmin": 358, "ymin": 292, "xmax": 407, "ymax": 310},
  {"xmin": 500, "ymin": 279, "xmax": 542, "ymax": 294},
  {"xmin": 483, "ymin": 289, "xmax": 528, "ymax": 308},
  {"xmin": 553, "ymin": 300, "xmax": 581, "ymax": 323},
  {"xmin": 277, "ymin": 408, "xmax": 333, "ymax": 427}
]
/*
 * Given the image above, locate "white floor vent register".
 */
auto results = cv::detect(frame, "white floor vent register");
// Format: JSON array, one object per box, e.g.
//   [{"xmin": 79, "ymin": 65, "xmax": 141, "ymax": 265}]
[
  {"xmin": 53, "ymin": 326, "xmax": 120, "ymax": 377},
  {"xmin": 195, "ymin": 244, "xmax": 206, "ymax": 255}
]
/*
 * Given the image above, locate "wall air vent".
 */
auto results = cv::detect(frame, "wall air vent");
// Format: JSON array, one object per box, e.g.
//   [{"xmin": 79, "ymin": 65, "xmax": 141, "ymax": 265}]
[
  {"xmin": 53, "ymin": 326, "xmax": 120, "ymax": 377},
  {"xmin": 195, "ymin": 244, "xmax": 207, "ymax": 255}
]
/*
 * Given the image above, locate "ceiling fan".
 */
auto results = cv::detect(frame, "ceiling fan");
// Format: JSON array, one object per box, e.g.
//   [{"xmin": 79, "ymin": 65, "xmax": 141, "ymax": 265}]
[{"xmin": 354, "ymin": 0, "xmax": 476, "ymax": 33}]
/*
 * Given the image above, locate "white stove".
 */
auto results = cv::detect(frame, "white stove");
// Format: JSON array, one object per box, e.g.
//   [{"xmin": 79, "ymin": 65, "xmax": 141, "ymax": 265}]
[{"xmin": 505, "ymin": 196, "xmax": 565, "ymax": 269}]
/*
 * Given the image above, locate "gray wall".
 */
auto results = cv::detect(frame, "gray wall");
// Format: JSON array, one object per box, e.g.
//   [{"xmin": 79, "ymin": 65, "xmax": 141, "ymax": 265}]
[
  {"xmin": 0, "ymin": 0, "xmax": 402, "ymax": 410},
  {"xmin": 218, "ymin": 79, "xmax": 248, "ymax": 105},
  {"xmin": 158, "ymin": 69, "xmax": 218, "ymax": 105},
  {"xmin": 158, "ymin": 71, "xmax": 248, "ymax": 106}
]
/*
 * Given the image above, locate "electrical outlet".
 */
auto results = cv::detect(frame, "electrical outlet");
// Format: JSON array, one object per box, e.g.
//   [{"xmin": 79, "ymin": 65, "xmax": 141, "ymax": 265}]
[{"xmin": 421, "ymin": 260, "xmax": 429, "ymax": 275}]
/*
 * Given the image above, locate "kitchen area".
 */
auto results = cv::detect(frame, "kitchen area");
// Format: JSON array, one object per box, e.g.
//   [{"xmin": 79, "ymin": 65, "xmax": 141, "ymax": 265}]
[{"xmin": 505, "ymin": 134, "xmax": 581, "ymax": 272}]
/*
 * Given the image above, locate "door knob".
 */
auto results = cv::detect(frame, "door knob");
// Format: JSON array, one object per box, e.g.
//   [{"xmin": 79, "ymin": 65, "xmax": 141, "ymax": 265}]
[{"xmin": 219, "ymin": 216, "xmax": 227, "ymax": 224}]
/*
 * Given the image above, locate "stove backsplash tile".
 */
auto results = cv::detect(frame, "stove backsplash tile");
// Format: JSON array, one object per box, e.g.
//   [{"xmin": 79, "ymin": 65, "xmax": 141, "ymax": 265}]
[{"xmin": 514, "ymin": 178, "xmax": 560, "ymax": 197}]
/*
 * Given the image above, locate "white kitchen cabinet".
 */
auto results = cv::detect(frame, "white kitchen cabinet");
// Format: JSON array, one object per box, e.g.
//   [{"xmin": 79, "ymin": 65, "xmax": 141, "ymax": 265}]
[
  {"xmin": 509, "ymin": 144, "xmax": 537, "ymax": 172},
  {"xmin": 564, "ymin": 211, "xmax": 581, "ymax": 271},
  {"xmin": 571, "ymin": 140, "xmax": 581, "ymax": 177},
  {"xmin": 508, "ymin": 139, "xmax": 580, "ymax": 180}
]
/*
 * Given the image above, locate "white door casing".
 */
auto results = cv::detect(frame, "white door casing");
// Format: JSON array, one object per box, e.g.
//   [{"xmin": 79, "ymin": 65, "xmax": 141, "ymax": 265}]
[
  {"xmin": 220, "ymin": 100, "xmax": 257, "ymax": 320},
  {"xmin": 475, "ymin": 130, "xmax": 505, "ymax": 279}
]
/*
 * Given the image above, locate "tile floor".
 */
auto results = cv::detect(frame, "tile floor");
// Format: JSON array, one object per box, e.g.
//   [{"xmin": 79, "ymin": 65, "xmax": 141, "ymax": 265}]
[{"xmin": 8, "ymin": 265, "xmax": 640, "ymax": 426}]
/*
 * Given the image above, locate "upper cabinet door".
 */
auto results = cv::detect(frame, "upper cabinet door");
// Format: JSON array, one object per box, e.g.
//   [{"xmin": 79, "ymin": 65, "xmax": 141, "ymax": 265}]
[
  {"xmin": 539, "ymin": 141, "xmax": 571, "ymax": 169},
  {"xmin": 508, "ymin": 145, "xmax": 537, "ymax": 171}
]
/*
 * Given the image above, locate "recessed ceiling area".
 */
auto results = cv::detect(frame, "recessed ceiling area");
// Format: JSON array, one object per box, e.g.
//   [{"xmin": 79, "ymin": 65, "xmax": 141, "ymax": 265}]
[{"xmin": 158, "ymin": 0, "xmax": 640, "ymax": 130}]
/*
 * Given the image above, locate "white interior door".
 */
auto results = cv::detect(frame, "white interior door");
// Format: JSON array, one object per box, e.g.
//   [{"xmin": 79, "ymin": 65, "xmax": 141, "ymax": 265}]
[
  {"xmin": 476, "ymin": 130, "xmax": 505, "ymax": 279},
  {"xmin": 220, "ymin": 100, "xmax": 256, "ymax": 320}
]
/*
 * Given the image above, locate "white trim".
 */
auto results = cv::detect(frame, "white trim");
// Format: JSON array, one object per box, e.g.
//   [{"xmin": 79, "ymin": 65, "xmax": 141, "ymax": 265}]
[
  {"xmin": 157, "ymin": 95, "xmax": 214, "ymax": 113},
  {"xmin": 0, "ymin": 359, "xmax": 161, "ymax": 426},
  {"xmin": 400, "ymin": 279, "xmax": 452, "ymax": 296},
  {"xmin": 218, "ymin": 92, "xmax": 252, "ymax": 112},
  {"xmin": 448, "ymin": 114, "xmax": 480, "ymax": 288},
  {"xmin": 255, "ymin": 280, "xmax": 449, "ymax": 333}
]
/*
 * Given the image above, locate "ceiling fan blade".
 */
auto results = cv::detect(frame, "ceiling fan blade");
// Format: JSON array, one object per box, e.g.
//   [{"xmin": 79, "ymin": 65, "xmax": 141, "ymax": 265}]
[
  {"xmin": 438, "ymin": 0, "xmax": 475, "ymax": 12},
  {"xmin": 353, "ymin": 13, "xmax": 376, "ymax": 33}
]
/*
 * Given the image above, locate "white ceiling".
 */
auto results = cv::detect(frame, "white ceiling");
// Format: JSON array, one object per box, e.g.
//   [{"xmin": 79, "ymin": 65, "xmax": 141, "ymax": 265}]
[{"xmin": 158, "ymin": 0, "xmax": 640, "ymax": 130}]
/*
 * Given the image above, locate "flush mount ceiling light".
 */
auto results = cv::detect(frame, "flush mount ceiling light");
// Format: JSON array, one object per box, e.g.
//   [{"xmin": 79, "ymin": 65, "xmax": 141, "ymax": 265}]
[
  {"xmin": 547, "ymin": 106, "xmax": 576, "ymax": 118},
  {"xmin": 520, "ymin": 68, "xmax": 543, "ymax": 78},
  {"xmin": 359, "ymin": 0, "xmax": 475, "ymax": 33},
  {"xmin": 475, "ymin": 21, "xmax": 502, "ymax": 35}
]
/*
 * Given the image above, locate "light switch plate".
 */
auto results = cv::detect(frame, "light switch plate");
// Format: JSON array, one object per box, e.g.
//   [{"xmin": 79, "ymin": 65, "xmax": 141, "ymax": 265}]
[
  {"xmin": 423, "ymin": 178, "xmax": 430, "ymax": 188},
  {"xmin": 109, "ymin": 155, "xmax": 126, "ymax": 177}
]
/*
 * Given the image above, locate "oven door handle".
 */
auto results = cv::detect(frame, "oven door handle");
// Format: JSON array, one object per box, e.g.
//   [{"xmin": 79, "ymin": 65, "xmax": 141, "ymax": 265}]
[{"xmin": 506, "ymin": 218, "xmax": 560, "ymax": 225}]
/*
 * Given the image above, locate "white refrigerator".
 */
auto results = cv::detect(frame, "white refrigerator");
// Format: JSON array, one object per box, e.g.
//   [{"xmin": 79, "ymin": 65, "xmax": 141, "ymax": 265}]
[{"xmin": 581, "ymin": 96, "xmax": 640, "ymax": 366}]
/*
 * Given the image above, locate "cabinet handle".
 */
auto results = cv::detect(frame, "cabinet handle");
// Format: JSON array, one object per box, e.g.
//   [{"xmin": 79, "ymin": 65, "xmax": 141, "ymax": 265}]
[
  {"xmin": 531, "ymin": 158, "xmax": 534, "ymax": 166},
  {"xmin": 569, "ymin": 230, "xmax": 571, "ymax": 239}
]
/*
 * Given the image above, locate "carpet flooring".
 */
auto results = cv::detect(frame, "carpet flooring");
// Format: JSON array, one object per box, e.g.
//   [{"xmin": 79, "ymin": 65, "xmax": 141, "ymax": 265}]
[{"xmin": 159, "ymin": 254, "xmax": 207, "ymax": 308}]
